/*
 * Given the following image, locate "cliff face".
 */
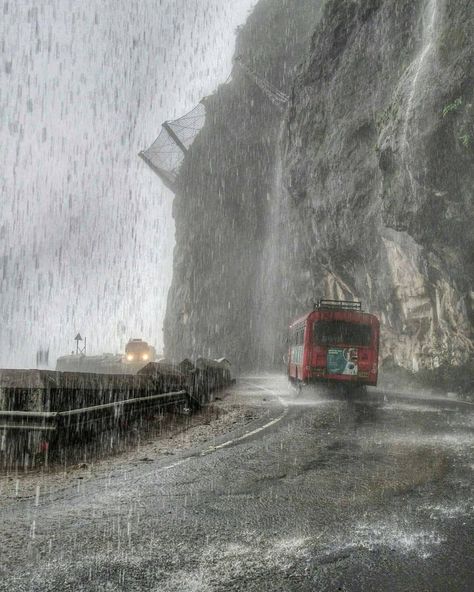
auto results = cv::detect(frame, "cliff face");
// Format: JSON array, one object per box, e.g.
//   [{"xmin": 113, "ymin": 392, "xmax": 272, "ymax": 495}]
[
  {"xmin": 281, "ymin": 0, "xmax": 474, "ymax": 372},
  {"xmin": 164, "ymin": 0, "xmax": 324, "ymax": 369},
  {"xmin": 165, "ymin": 0, "xmax": 473, "ymax": 376}
]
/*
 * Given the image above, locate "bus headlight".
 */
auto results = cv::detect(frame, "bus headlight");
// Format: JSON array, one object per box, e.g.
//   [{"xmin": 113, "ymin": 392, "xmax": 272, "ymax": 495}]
[
  {"xmin": 126, "ymin": 354, "xmax": 134, "ymax": 361},
  {"xmin": 142, "ymin": 353, "xmax": 149, "ymax": 361}
]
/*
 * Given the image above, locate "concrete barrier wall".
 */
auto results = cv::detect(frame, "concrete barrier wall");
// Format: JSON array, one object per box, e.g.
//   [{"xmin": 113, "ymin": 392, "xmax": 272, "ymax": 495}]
[{"xmin": 0, "ymin": 359, "xmax": 233, "ymax": 468}]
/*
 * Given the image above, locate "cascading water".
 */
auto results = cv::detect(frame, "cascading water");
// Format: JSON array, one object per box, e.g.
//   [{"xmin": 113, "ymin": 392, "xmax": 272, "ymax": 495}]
[
  {"xmin": 255, "ymin": 121, "xmax": 289, "ymax": 369},
  {"xmin": 401, "ymin": 0, "xmax": 442, "ymax": 190}
]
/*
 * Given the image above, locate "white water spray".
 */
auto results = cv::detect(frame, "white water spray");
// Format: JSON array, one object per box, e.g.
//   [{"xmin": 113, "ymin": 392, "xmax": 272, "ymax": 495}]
[
  {"xmin": 256, "ymin": 121, "xmax": 288, "ymax": 368},
  {"xmin": 401, "ymin": 0, "xmax": 441, "ymax": 164}
]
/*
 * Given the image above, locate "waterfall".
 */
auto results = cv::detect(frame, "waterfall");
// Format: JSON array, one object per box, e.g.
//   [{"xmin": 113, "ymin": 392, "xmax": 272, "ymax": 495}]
[
  {"xmin": 255, "ymin": 121, "xmax": 288, "ymax": 369},
  {"xmin": 401, "ymin": 0, "xmax": 441, "ymax": 167}
]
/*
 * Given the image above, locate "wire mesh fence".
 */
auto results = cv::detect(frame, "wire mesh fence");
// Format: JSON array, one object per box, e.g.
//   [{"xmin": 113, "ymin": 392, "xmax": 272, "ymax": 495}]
[
  {"xmin": 139, "ymin": 59, "xmax": 288, "ymax": 191},
  {"xmin": 139, "ymin": 102, "xmax": 206, "ymax": 189}
]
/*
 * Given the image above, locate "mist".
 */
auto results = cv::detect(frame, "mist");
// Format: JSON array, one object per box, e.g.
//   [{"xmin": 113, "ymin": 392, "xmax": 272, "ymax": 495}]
[{"xmin": 0, "ymin": 0, "xmax": 256, "ymax": 368}]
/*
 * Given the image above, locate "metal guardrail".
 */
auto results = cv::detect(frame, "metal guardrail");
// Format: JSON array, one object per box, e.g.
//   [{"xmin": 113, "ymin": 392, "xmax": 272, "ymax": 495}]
[
  {"xmin": 0, "ymin": 423, "xmax": 57, "ymax": 431},
  {"xmin": 0, "ymin": 360, "xmax": 233, "ymax": 466},
  {"xmin": 0, "ymin": 390, "xmax": 189, "ymax": 433},
  {"xmin": 0, "ymin": 410, "xmax": 57, "ymax": 419},
  {"xmin": 57, "ymin": 390, "xmax": 188, "ymax": 417}
]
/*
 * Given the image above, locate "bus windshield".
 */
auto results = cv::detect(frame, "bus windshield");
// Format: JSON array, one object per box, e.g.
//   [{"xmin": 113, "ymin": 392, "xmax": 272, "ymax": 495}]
[{"xmin": 313, "ymin": 320, "xmax": 372, "ymax": 347}]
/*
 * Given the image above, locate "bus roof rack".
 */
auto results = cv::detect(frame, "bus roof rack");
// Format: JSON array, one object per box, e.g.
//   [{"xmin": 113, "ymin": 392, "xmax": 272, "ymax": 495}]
[{"xmin": 315, "ymin": 299, "xmax": 362, "ymax": 311}]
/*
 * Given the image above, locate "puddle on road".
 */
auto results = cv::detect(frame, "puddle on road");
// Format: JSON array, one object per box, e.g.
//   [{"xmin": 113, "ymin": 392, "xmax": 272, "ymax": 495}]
[
  {"xmin": 321, "ymin": 519, "xmax": 446, "ymax": 561},
  {"xmin": 419, "ymin": 502, "xmax": 472, "ymax": 520},
  {"xmin": 281, "ymin": 398, "xmax": 338, "ymax": 408},
  {"xmin": 367, "ymin": 431, "xmax": 474, "ymax": 453},
  {"xmin": 379, "ymin": 402, "xmax": 448, "ymax": 414},
  {"xmin": 187, "ymin": 523, "xmax": 445, "ymax": 589}
]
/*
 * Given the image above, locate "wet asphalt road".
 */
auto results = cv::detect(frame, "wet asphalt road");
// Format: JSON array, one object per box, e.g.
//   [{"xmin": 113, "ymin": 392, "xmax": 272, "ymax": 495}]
[{"xmin": 0, "ymin": 376, "xmax": 473, "ymax": 591}]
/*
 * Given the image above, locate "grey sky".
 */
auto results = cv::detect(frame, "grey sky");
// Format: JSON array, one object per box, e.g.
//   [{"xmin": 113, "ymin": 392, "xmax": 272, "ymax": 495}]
[{"xmin": 0, "ymin": 0, "xmax": 256, "ymax": 367}]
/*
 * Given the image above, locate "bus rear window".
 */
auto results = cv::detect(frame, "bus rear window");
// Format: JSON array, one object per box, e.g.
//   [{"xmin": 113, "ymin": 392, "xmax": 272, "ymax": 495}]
[{"xmin": 313, "ymin": 320, "xmax": 372, "ymax": 347}]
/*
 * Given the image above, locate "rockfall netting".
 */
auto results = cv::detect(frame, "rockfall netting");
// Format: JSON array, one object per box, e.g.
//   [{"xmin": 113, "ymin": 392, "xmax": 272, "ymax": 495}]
[{"xmin": 139, "ymin": 102, "xmax": 206, "ymax": 190}]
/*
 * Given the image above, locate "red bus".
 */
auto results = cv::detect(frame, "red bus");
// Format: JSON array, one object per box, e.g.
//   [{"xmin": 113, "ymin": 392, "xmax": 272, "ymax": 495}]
[{"xmin": 288, "ymin": 300, "xmax": 380, "ymax": 387}]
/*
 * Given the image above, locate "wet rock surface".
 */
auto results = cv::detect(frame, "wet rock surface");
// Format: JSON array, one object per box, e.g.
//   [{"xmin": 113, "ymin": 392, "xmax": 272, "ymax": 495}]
[
  {"xmin": 281, "ymin": 0, "xmax": 474, "ymax": 375},
  {"xmin": 164, "ymin": 0, "xmax": 324, "ymax": 369},
  {"xmin": 164, "ymin": 0, "xmax": 473, "ymax": 383},
  {"xmin": 0, "ymin": 376, "xmax": 472, "ymax": 591}
]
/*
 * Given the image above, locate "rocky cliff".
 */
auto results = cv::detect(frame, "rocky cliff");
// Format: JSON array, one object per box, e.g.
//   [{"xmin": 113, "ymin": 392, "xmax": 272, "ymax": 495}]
[
  {"xmin": 164, "ymin": 0, "xmax": 324, "ymax": 369},
  {"xmin": 165, "ymin": 0, "xmax": 473, "ymax": 378},
  {"xmin": 281, "ymin": 0, "xmax": 474, "ymax": 373}
]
